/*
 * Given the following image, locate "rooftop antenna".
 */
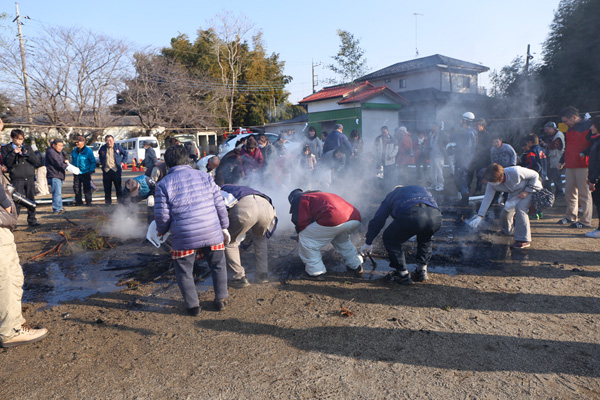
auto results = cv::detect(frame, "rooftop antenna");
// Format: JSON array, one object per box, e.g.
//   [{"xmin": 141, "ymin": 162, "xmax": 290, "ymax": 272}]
[{"xmin": 414, "ymin": 13, "xmax": 424, "ymax": 58}]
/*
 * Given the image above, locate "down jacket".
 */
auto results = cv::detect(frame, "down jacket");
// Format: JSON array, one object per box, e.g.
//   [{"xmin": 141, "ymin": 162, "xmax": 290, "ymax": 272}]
[
  {"xmin": 154, "ymin": 165, "xmax": 229, "ymax": 250},
  {"xmin": 289, "ymin": 191, "xmax": 361, "ymax": 233}
]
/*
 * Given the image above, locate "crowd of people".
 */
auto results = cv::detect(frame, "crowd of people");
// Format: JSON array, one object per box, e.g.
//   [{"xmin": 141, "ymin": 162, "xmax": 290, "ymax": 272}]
[{"xmin": 1, "ymin": 105, "xmax": 599, "ymax": 348}]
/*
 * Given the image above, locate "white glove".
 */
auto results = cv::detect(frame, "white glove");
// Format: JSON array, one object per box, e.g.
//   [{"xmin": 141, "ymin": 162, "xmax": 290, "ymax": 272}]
[
  {"xmin": 466, "ymin": 215, "xmax": 483, "ymax": 229},
  {"xmin": 147, "ymin": 195, "xmax": 154, "ymax": 207},
  {"xmin": 222, "ymin": 229, "xmax": 231, "ymax": 245},
  {"xmin": 360, "ymin": 243, "xmax": 373, "ymax": 256}
]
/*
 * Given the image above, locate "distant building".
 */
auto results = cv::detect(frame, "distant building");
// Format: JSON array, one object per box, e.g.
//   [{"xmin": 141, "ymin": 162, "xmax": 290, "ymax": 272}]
[
  {"xmin": 356, "ymin": 54, "xmax": 490, "ymax": 133},
  {"xmin": 299, "ymin": 81, "xmax": 409, "ymax": 145}
]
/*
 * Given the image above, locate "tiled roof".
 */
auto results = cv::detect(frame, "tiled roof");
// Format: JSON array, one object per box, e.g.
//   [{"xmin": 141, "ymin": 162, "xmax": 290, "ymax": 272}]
[
  {"xmin": 358, "ymin": 54, "xmax": 489, "ymax": 81},
  {"xmin": 299, "ymin": 82, "xmax": 372, "ymax": 104},
  {"xmin": 300, "ymin": 81, "xmax": 408, "ymax": 105},
  {"xmin": 338, "ymin": 86, "xmax": 409, "ymax": 105}
]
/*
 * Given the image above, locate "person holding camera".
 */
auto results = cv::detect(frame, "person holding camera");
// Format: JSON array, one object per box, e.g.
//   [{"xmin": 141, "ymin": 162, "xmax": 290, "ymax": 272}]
[
  {"xmin": 0, "ymin": 175, "xmax": 48, "ymax": 348},
  {"xmin": 1, "ymin": 129, "xmax": 42, "ymax": 226}
]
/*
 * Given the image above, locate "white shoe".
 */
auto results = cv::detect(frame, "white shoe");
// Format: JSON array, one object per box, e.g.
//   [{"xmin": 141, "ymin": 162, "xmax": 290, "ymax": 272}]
[
  {"xmin": 0, "ymin": 325, "xmax": 48, "ymax": 348},
  {"xmin": 435, "ymin": 186, "xmax": 444, "ymax": 192},
  {"xmin": 585, "ymin": 229, "xmax": 600, "ymax": 238}
]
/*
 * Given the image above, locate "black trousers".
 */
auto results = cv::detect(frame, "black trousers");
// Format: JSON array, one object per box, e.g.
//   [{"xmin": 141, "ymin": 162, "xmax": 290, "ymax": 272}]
[
  {"xmin": 12, "ymin": 178, "xmax": 36, "ymax": 224},
  {"xmin": 383, "ymin": 204, "xmax": 442, "ymax": 272},
  {"xmin": 593, "ymin": 189, "xmax": 600, "ymax": 230},
  {"xmin": 102, "ymin": 169, "xmax": 122, "ymax": 205},
  {"xmin": 73, "ymin": 172, "xmax": 92, "ymax": 205}
]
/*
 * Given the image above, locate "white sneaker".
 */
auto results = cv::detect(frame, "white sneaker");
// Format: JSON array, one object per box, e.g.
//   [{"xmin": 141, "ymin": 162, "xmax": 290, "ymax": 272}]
[
  {"xmin": 585, "ymin": 229, "xmax": 600, "ymax": 238},
  {"xmin": 1, "ymin": 325, "xmax": 48, "ymax": 348},
  {"xmin": 435, "ymin": 186, "xmax": 444, "ymax": 192}
]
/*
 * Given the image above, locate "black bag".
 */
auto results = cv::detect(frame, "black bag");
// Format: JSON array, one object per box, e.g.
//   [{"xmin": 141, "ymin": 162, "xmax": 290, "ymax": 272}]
[{"xmin": 528, "ymin": 185, "xmax": 555, "ymax": 210}]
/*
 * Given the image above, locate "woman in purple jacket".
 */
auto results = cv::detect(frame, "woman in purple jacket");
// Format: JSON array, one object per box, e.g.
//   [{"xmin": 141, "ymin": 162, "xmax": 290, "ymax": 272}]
[{"xmin": 154, "ymin": 145, "xmax": 231, "ymax": 315}]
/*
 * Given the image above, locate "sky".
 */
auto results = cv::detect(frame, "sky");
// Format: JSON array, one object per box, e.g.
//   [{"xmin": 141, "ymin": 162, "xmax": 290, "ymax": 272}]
[{"xmin": 4, "ymin": 0, "xmax": 561, "ymax": 103}]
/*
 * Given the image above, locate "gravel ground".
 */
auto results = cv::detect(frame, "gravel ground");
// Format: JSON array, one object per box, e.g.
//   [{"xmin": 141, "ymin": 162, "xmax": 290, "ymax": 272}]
[{"xmin": 1, "ymin": 193, "xmax": 599, "ymax": 399}]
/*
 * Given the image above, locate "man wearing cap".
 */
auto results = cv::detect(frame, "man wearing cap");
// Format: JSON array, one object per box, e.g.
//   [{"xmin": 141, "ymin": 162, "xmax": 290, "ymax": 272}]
[
  {"xmin": 122, "ymin": 175, "xmax": 157, "ymax": 222},
  {"xmin": 141, "ymin": 141, "xmax": 157, "ymax": 173},
  {"xmin": 288, "ymin": 189, "xmax": 363, "ymax": 280},
  {"xmin": 360, "ymin": 185, "xmax": 442, "ymax": 284},
  {"xmin": 541, "ymin": 122, "xmax": 565, "ymax": 198}
]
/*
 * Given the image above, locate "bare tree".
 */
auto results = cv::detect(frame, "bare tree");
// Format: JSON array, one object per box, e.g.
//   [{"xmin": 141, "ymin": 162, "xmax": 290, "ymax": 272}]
[
  {"xmin": 116, "ymin": 52, "xmax": 218, "ymax": 131},
  {"xmin": 0, "ymin": 26, "xmax": 130, "ymax": 133},
  {"xmin": 210, "ymin": 12, "xmax": 253, "ymax": 131}
]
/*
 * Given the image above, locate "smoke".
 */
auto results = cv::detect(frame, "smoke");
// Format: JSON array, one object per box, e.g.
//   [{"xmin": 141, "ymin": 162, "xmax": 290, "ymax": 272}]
[{"xmin": 100, "ymin": 204, "xmax": 147, "ymax": 240}]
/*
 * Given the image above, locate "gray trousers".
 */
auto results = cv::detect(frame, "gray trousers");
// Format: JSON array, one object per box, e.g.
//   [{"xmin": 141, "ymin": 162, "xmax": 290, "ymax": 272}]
[
  {"xmin": 501, "ymin": 194, "xmax": 533, "ymax": 242},
  {"xmin": 174, "ymin": 248, "xmax": 228, "ymax": 308},
  {"xmin": 225, "ymin": 195, "xmax": 276, "ymax": 279}
]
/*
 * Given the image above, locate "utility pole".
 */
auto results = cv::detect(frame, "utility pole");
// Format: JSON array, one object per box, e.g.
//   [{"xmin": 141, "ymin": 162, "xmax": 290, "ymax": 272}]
[
  {"xmin": 524, "ymin": 44, "xmax": 533, "ymax": 74},
  {"xmin": 14, "ymin": 2, "xmax": 33, "ymax": 131},
  {"xmin": 311, "ymin": 60, "xmax": 321, "ymax": 93},
  {"xmin": 414, "ymin": 13, "xmax": 424, "ymax": 58}
]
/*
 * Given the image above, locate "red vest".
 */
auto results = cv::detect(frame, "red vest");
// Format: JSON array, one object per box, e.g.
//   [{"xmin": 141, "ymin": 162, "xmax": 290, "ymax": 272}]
[{"xmin": 565, "ymin": 127, "xmax": 591, "ymax": 168}]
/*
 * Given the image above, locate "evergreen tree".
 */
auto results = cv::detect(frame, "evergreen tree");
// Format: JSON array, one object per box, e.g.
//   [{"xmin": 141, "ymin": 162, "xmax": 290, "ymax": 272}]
[{"xmin": 328, "ymin": 29, "xmax": 368, "ymax": 83}]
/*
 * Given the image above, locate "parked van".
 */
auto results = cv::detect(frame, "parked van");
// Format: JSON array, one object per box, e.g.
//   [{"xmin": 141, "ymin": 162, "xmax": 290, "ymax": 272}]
[{"xmin": 115, "ymin": 136, "xmax": 161, "ymax": 165}]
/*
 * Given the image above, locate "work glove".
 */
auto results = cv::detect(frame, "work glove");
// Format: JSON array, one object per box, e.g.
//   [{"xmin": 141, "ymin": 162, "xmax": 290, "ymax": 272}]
[
  {"xmin": 222, "ymin": 229, "xmax": 231, "ymax": 245},
  {"xmin": 466, "ymin": 215, "xmax": 483, "ymax": 229},
  {"xmin": 360, "ymin": 243, "xmax": 373, "ymax": 256},
  {"xmin": 147, "ymin": 195, "xmax": 154, "ymax": 207}
]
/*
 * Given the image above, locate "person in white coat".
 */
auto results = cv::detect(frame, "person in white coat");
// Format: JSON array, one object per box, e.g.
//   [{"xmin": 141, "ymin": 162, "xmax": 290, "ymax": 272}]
[{"xmin": 469, "ymin": 163, "xmax": 541, "ymax": 248}]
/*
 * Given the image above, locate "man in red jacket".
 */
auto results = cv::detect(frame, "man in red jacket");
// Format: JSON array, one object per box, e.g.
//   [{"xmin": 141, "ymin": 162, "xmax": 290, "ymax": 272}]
[
  {"xmin": 288, "ymin": 189, "xmax": 363, "ymax": 280},
  {"xmin": 558, "ymin": 107, "xmax": 593, "ymax": 229}
]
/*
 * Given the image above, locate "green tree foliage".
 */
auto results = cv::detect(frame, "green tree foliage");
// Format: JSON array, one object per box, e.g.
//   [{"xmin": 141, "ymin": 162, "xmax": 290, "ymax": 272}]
[
  {"xmin": 539, "ymin": 0, "xmax": 600, "ymax": 113},
  {"xmin": 161, "ymin": 25, "xmax": 297, "ymax": 130},
  {"xmin": 328, "ymin": 29, "xmax": 368, "ymax": 83}
]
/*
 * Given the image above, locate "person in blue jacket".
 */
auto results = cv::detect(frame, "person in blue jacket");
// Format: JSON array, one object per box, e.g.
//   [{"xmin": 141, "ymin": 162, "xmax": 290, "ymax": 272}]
[
  {"xmin": 98, "ymin": 135, "xmax": 127, "ymax": 205},
  {"xmin": 360, "ymin": 185, "xmax": 442, "ymax": 285},
  {"xmin": 71, "ymin": 136, "xmax": 96, "ymax": 206}
]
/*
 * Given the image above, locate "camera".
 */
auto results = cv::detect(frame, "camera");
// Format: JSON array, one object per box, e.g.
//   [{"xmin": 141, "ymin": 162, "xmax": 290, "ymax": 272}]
[{"xmin": 6, "ymin": 184, "xmax": 37, "ymax": 211}]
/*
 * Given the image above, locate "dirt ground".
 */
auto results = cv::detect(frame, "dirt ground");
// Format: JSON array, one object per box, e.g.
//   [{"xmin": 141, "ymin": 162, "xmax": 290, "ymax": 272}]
[{"xmin": 1, "ymin": 185, "xmax": 599, "ymax": 399}]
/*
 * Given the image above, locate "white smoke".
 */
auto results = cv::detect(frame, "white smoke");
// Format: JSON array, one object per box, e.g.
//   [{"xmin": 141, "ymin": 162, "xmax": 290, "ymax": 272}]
[{"xmin": 100, "ymin": 204, "xmax": 147, "ymax": 240}]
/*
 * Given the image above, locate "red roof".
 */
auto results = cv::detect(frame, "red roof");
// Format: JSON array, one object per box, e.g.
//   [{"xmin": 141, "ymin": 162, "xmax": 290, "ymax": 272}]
[
  {"xmin": 300, "ymin": 82, "xmax": 373, "ymax": 103},
  {"xmin": 300, "ymin": 81, "xmax": 408, "ymax": 105}
]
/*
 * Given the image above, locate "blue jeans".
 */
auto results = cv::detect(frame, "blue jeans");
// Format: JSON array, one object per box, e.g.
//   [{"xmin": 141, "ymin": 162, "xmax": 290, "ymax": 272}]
[{"xmin": 48, "ymin": 178, "xmax": 63, "ymax": 212}]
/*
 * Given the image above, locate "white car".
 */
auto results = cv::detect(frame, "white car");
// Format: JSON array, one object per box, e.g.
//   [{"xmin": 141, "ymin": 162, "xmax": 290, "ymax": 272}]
[{"xmin": 91, "ymin": 142, "xmax": 103, "ymax": 166}]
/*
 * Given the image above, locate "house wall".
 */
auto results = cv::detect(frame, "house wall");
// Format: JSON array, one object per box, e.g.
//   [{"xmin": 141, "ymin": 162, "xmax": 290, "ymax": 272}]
[
  {"xmin": 361, "ymin": 108, "xmax": 401, "ymax": 150},
  {"xmin": 369, "ymin": 70, "xmax": 440, "ymax": 93},
  {"xmin": 307, "ymin": 107, "xmax": 363, "ymax": 138},
  {"xmin": 440, "ymin": 71, "xmax": 479, "ymax": 94},
  {"xmin": 369, "ymin": 69, "xmax": 480, "ymax": 95},
  {"xmin": 307, "ymin": 98, "xmax": 344, "ymax": 113}
]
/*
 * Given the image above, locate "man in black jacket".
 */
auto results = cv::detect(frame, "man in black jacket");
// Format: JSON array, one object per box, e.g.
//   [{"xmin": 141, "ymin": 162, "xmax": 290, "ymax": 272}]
[
  {"xmin": 0, "ymin": 130, "xmax": 41, "ymax": 226},
  {"xmin": 45, "ymin": 139, "xmax": 70, "ymax": 213}
]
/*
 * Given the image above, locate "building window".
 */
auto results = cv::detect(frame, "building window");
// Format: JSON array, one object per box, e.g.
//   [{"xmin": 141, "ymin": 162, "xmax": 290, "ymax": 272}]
[
  {"xmin": 385, "ymin": 78, "xmax": 391, "ymax": 83},
  {"xmin": 458, "ymin": 76, "xmax": 471, "ymax": 89},
  {"xmin": 399, "ymin": 79, "xmax": 407, "ymax": 88}
]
